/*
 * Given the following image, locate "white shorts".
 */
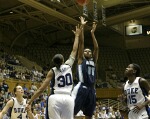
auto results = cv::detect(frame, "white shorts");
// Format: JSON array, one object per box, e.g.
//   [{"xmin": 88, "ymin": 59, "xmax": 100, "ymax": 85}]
[
  {"xmin": 48, "ymin": 94, "xmax": 74, "ymax": 119},
  {"xmin": 128, "ymin": 107, "xmax": 149, "ymax": 119}
]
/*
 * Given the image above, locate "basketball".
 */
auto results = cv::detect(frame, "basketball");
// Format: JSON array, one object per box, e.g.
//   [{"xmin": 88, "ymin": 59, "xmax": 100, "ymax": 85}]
[{"xmin": 76, "ymin": 0, "xmax": 89, "ymax": 6}]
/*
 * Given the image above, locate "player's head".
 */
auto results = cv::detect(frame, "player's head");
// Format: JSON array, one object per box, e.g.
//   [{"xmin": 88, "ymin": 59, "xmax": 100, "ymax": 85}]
[
  {"xmin": 52, "ymin": 54, "xmax": 64, "ymax": 69},
  {"xmin": 14, "ymin": 85, "xmax": 24, "ymax": 97},
  {"xmin": 83, "ymin": 48, "xmax": 92, "ymax": 59},
  {"xmin": 124, "ymin": 63, "xmax": 141, "ymax": 77}
]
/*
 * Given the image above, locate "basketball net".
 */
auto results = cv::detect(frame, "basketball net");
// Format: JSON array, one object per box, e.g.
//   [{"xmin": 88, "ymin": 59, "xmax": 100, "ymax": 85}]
[
  {"xmin": 83, "ymin": 5, "xmax": 88, "ymax": 17},
  {"xmin": 102, "ymin": 5, "xmax": 106, "ymax": 26},
  {"xmin": 82, "ymin": 0, "xmax": 98, "ymax": 22},
  {"xmin": 93, "ymin": 0, "xmax": 98, "ymax": 22}
]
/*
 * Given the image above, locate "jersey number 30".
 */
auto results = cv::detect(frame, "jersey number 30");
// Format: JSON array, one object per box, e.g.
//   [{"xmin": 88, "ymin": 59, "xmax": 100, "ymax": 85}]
[{"xmin": 57, "ymin": 73, "xmax": 72, "ymax": 87}]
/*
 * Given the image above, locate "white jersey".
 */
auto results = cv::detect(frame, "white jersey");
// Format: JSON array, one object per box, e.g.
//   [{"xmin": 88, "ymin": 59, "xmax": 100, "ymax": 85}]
[
  {"xmin": 11, "ymin": 97, "xmax": 28, "ymax": 119},
  {"xmin": 51, "ymin": 64, "xmax": 73, "ymax": 94},
  {"xmin": 124, "ymin": 77, "xmax": 146, "ymax": 110}
]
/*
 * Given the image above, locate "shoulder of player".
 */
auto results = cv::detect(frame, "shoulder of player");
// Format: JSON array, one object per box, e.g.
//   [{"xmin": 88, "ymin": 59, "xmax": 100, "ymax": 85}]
[
  {"xmin": 6, "ymin": 98, "xmax": 14, "ymax": 107},
  {"xmin": 139, "ymin": 77, "xmax": 149, "ymax": 87},
  {"xmin": 47, "ymin": 69, "xmax": 54, "ymax": 75},
  {"xmin": 45, "ymin": 69, "xmax": 54, "ymax": 80},
  {"xmin": 139, "ymin": 77, "xmax": 148, "ymax": 82}
]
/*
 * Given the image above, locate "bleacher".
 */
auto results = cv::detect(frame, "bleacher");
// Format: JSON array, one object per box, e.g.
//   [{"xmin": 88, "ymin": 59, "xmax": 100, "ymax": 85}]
[
  {"xmin": 100, "ymin": 99, "xmax": 126, "ymax": 111},
  {"xmin": 25, "ymin": 45, "xmax": 72, "ymax": 67},
  {"xmin": 127, "ymin": 48, "xmax": 150, "ymax": 76},
  {"xmin": 99, "ymin": 47, "xmax": 130, "ymax": 73},
  {"xmin": 1, "ymin": 42, "xmax": 150, "ymax": 81}
]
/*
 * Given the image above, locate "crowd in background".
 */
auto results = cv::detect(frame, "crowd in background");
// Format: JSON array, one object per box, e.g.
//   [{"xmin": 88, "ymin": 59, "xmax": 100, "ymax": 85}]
[
  {"xmin": 0, "ymin": 79, "xmax": 49, "ymax": 119},
  {"xmin": 0, "ymin": 79, "xmax": 124, "ymax": 119},
  {"xmin": 0, "ymin": 51, "xmax": 126, "ymax": 89},
  {"xmin": 0, "ymin": 51, "xmax": 45, "ymax": 82},
  {"xmin": 91, "ymin": 102, "xmax": 123, "ymax": 119},
  {"xmin": 96, "ymin": 65, "xmax": 125, "ymax": 89},
  {"xmin": 0, "ymin": 50, "xmax": 125, "ymax": 119},
  {"xmin": 76, "ymin": 101, "xmax": 124, "ymax": 119}
]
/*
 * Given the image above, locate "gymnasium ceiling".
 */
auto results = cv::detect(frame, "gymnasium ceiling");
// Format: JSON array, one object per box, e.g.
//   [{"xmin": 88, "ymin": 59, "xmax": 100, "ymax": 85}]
[{"xmin": 0, "ymin": 0, "xmax": 150, "ymax": 47}]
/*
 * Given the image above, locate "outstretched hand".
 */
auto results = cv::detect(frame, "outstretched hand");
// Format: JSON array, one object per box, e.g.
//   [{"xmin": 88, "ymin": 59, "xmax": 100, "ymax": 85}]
[
  {"xmin": 91, "ymin": 22, "xmax": 97, "ymax": 33},
  {"xmin": 79, "ymin": 16, "xmax": 87, "ymax": 26},
  {"xmin": 72, "ymin": 24, "xmax": 82, "ymax": 36}
]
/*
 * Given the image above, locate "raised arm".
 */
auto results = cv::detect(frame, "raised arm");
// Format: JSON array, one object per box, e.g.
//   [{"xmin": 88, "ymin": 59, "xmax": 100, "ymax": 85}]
[
  {"xmin": 0, "ymin": 99, "xmax": 13, "ymax": 119},
  {"xmin": 91, "ymin": 22, "xmax": 99, "ymax": 64},
  {"xmin": 70, "ymin": 24, "xmax": 82, "ymax": 59},
  {"xmin": 27, "ymin": 70, "xmax": 53, "ymax": 105},
  {"xmin": 65, "ymin": 25, "xmax": 82, "ymax": 66},
  {"xmin": 78, "ymin": 16, "xmax": 87, "ymax": 65}
]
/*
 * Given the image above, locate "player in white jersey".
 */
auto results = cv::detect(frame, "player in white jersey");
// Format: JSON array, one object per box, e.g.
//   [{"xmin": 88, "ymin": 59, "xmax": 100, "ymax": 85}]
[
  {"xmin": 118, "ymin": 63, "xmax": 150, "ymax": 119},
  {"xmin": 0, "ymin": 85, "xmax": 34, "ymax": 119},
  {"xmin": 26, "ymin": 24, "xmax": 82, "ymax": 119}
]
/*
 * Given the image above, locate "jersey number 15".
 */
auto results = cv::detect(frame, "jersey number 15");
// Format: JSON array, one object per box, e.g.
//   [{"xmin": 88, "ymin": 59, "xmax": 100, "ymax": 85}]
[{"xmin": 128, "ymin": 95, "xmax": 137, "ymax": 104}]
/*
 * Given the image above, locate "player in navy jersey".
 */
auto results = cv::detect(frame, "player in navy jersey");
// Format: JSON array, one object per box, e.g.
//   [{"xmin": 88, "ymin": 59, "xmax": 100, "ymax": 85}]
[
  {"xmin": 0, "ymin": 85, "xmax": 34, "ymax": 119},
  {"xmin": 26, "ymin": 24, "xmax": 82, "ymax": 119},
  {"xmin": 71, "ymin": 16, "xmax": 99, "ymax": 119},
  {"xmin": 118, "ymin": 63, "xmax": 150, "ymax": 119}
]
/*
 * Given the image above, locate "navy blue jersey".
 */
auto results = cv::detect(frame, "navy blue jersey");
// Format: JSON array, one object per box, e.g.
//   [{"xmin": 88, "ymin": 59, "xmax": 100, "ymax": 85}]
[{"xmin": 76, "ymin": 58, "xmax": 96, "ymax": 87}]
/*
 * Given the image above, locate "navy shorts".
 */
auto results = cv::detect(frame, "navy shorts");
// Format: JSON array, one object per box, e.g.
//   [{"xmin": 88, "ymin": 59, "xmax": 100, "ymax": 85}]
[{"xmin": 72, "ymin": 82, "xmax": 96, "ymax": 117}]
